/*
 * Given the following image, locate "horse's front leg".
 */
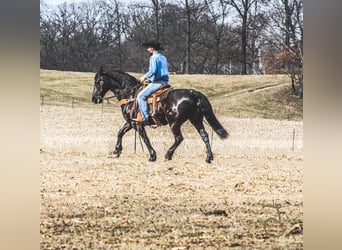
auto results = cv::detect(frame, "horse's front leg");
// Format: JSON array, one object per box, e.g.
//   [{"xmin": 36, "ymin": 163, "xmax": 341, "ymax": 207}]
[
  {"xmin": 113, "ymin": 122, "xmax": 132, "ymax": 157},
  {"xmin": 137, "ymin": 125, "xmax": 157, "ymax": 161}
]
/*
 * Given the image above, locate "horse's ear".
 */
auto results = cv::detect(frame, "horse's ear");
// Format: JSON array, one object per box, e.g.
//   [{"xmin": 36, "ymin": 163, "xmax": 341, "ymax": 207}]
[{"xmin": 100, "ymin": 66, "xmax": 104, "ymax": 73}]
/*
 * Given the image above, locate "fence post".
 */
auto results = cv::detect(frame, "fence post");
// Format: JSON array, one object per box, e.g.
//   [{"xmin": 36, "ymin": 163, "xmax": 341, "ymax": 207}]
[
  {"xmin": 292, "ymin": 129, "xmax": 295, "ymax": 151},
  {"xmin": 134, "ymin": 130, "xmax": 137, "ymax": 154}
]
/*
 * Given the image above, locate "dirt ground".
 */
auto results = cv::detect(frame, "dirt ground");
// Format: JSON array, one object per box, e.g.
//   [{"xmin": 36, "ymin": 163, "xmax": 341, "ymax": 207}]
[{"xmin": 40, "ymin": 105, "xmax": 303, "ymax": 249}]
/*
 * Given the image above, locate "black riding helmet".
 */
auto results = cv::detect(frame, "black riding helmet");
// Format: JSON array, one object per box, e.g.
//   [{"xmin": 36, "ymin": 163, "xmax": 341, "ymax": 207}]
[{"xmin": 142, "ymin": 40, "xmax": 164, "ymax": 50}]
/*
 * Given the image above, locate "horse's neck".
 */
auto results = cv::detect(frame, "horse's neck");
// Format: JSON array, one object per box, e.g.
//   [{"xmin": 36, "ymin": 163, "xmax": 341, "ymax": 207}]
[
  {"xmin": 114, "ymin": 82, "xmax": 140, "ymax": 100},
  {"xmin": 109, "ymin": 72, "xmax": 141, "ymax": 99}
]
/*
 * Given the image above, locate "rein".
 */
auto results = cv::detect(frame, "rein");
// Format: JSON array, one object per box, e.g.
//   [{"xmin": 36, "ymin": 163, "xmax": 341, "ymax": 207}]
[
  {"xmin": 119, "ymin": 98, "xmax": 135, "ymax": 106},
  {"xmin": 103, "ymin": 95, "xmax": 116, "ymax": 100},
  {"xmin": 102, "ymin": 95, "xmax": 116, "ymax": 103},
  {"xmin": 100, "ymin": 71, "xmax": 142, "ymax": 106},
  {"xmin": 116, "ymin": 81, "xmax": 141, "ymax": 106},
  {"xmin": 103, "ymin": 94, "xmax": 135, "ymax": 107}
]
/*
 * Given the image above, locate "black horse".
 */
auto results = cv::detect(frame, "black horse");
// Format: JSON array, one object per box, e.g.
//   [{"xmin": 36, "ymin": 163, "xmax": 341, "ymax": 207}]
[{"xmin": 92, "ymin": 67, "xmax": 228, "ymax": 163}]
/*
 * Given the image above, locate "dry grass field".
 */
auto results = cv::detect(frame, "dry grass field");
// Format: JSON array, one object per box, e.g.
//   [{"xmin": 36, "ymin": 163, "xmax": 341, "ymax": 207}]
[{"xmin": 40, "ymin": 70, "xmax": 303, "ymax": 249}]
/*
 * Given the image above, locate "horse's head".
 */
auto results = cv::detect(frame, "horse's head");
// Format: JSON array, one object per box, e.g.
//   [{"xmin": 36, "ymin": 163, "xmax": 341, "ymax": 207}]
[
  {"xmin": 92, "ymin": 67, "xmax": 140, "ymax": 104},
  {"xmin": 92, "ymin": 67, "xmax": 123, "ymax": 104},
  {"xmin": 92, "ymin": 67, "xmax": 107, "ymax": 103}
]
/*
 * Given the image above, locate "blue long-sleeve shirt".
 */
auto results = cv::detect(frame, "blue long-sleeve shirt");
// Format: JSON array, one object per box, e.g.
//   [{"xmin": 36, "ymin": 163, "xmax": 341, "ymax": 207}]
[{"xmin": 143, "ymin": 52, "xmax": 169, "ymax": 83}]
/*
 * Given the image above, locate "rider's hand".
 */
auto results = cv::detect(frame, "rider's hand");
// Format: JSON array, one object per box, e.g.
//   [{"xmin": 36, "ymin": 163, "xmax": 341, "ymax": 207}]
[{"xmin": 139, "ymin": 76, "xmax": 145, "ymax": 83}]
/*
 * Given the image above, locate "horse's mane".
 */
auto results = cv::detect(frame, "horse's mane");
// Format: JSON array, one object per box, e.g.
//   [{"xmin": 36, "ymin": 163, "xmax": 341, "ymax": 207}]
[{"xmin": 106, "ymin": 70, "xmax": 140, "ymax": 89}]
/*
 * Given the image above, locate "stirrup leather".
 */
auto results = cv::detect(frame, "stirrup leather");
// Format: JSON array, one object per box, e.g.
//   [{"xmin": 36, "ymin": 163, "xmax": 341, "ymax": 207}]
[{"xmin": 132, "ymin": 112, "xmax": 143, "ymax": 123}]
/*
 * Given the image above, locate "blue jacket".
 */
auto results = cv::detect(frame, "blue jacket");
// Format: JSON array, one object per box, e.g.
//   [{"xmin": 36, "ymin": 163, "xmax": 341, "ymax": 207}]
[{"xmin": 143, "ymin": 52, "xmax": 169, "ymax": 83}]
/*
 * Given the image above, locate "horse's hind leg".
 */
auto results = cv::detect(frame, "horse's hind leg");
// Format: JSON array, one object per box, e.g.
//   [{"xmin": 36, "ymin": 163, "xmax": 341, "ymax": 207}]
[
  {"xmin": 190, "ymin": 119, "xmax": 213, "ymax": 163},
  {"xmin": 113, "ymin": 122, "xmax": 132, "ymax": 157},
  {"xmin": 165, "ymin": 122, "xmax": 184, "ymax": 161}
]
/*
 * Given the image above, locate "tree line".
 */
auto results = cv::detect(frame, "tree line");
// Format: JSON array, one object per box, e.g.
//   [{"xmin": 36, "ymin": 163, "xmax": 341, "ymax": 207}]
[{"xmin": 40, "ymin": 0, "xmax": 303, "ymax": 96}]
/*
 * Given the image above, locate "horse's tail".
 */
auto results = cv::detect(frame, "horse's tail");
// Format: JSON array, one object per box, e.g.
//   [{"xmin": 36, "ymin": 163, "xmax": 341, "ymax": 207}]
[{"xmin": 195, "ymin": 91, "xmax": 229, "ymax": 139}]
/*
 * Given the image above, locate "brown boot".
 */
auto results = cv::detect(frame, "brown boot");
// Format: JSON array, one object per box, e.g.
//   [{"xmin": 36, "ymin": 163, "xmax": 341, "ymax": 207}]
[{"xmin": 132, "ymin": 112, "xmax": 143, "ymax": 123}]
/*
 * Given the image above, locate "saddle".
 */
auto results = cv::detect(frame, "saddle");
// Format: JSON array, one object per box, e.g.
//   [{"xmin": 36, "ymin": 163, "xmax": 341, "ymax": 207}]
[
  {"xmin": 118, "ymin": 84, "xmax": 173, "ymax": 125},
  {"xmin": 132, "ymin": 84, "xmax": 172, "ymax": 126},
  {"xmin": 146, "ymin": 85, "xmax": 172, "ymax": 116}
]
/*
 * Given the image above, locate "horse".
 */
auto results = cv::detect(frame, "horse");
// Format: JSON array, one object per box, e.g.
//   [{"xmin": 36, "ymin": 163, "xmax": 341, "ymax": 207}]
[{"xmin": 91, "ymin": 67, "xmax": 228, "ymax": 163}]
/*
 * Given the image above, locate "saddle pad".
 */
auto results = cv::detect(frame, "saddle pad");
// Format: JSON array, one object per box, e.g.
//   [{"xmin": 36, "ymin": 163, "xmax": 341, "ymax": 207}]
[{"xmin": 147, "ymin": 85, "xmax": 172, "ymax": 104}]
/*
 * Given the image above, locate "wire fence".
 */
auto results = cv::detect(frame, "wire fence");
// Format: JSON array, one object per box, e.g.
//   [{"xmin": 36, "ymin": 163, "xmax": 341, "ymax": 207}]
[
  {"xmin": 40, "ymin": 94, "xmax": 302, "ymax": 121},
  {"xmin": 40, "ymin": 94, "xmax": 120, "ymax": 113},
  {"xmin": 40, "ymin": 94, "xmax": 303, "ymax": 154}
]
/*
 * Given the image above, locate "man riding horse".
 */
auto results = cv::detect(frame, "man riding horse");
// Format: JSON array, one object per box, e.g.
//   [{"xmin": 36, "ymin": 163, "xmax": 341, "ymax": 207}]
[{"xmin": 133, "ymin": 40, "xmax": 170, "ymax": 124}]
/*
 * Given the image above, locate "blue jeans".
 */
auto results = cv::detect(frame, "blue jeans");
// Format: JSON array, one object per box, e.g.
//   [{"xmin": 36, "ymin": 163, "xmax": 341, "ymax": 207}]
[{"xmin": 137, "ymin": 81, "xmax": 168, "ymax": 121}]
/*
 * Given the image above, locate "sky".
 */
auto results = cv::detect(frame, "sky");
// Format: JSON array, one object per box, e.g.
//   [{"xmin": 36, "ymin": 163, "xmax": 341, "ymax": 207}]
[
  {"xmin": 42, "ymin": 0, "xmax": 87, "ymax": 6},
  {"xmin": 42, "ymin": 0, "xmax": 142, "ymax": 6}
]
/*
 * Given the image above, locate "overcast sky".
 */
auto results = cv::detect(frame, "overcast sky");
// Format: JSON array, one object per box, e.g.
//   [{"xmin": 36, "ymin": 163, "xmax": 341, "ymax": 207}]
[{"xmin": 42, "ymin": 0, "xmax": 87, "ymax": 6}]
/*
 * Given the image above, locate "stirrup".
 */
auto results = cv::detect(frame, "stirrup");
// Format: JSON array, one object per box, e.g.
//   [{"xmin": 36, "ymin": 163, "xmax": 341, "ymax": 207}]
[
  {"xmin": 132, "ymin": 119, "xmax": 142, "ymax": 123},
  {"xmin": 133, "ymin": 112, "xmax": 143, "ymax": 123}
]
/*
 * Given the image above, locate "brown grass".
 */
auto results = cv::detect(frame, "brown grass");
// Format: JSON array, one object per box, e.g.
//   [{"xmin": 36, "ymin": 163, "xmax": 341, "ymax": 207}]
[
  {"xmin": 40, "ymin": 70, "xmax": 302, "ymax": 120},
  {"xmin": 40, "ymin": 102, "xmax": 303, "ymax": 249},
  {"xmin": 40, "ymin": 70, "xmax": 302, "ymax": 249}
]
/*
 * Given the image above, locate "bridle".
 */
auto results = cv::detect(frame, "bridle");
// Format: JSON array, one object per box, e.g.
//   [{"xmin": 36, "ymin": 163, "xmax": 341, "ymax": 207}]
[
  {"xmin": 94, "ymin": 72, "xmax": 142, "ymax": 105},
  {"xmin": 95, "ymin": 74, "xmax": 116, "ymax": 102},
  {"xmin": 93, "ymin": 76, "xmax": 105, "ymax": 102}
]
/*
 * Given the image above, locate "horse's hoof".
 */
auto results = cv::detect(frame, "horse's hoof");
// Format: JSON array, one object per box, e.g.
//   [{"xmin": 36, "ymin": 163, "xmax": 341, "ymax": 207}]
[
  {"xmin": 165, "ymin": 152, "xmax": 172, "ymax": 160},
  {"xmin": 113, "ymin": 151, "xmax": 121, "ymax": 158},
  {"xmin": 205, "ymin": 155, "xmax": 213, "ymax": 163},
  {"xmin": 149, "ymin": 157, "xmax": 156, "ymax": 162}
]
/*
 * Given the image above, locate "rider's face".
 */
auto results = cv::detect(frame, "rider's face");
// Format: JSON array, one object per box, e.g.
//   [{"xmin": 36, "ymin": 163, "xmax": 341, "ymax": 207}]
[{"xmin": 147, "ymin": 46, "xmax": 154, "ymax": 54}]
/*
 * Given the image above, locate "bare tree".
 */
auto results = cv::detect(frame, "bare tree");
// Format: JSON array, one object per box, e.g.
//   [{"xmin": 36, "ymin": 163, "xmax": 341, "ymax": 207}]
[
  {"xmin": 262, "ymin": 0, "xmax": 303, "ymax": 96},
  {"xmin": 40, "ymin": 0, "xmax": 302, "ymax": 82},
  {"xmin": 184, "ymin": 0, "xmax": 191, "ymax": 74},
  {"xmin": 228, "ymin": 0, "xmax": 254, "ymax": 74},
  {"xmin": 204, "ymin": 0, "xmax": 231, "ymax": 74},
  {"xmin": 105, "ymin": 0, "xmax": 129, "ymax": 70},
  {"xmin": 248, "ymin": 1, "xmax": 269, "ymax": 74},
  {"xmin": 151, "ymin": 0, "xmax": 161, "ymax": 40},
  {"xmin": 227, "ymin": 0, "xmax": 270, "ymax": 74}
]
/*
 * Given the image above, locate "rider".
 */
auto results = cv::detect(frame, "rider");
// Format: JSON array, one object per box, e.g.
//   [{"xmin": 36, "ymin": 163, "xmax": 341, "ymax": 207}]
[{"xmin": 133, "ymin": 40, "xmax": 169, "ymax": 124}]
